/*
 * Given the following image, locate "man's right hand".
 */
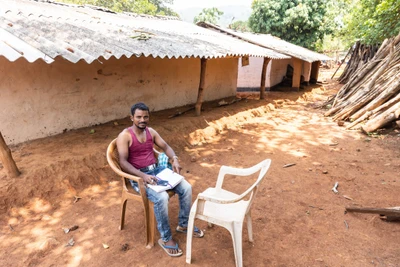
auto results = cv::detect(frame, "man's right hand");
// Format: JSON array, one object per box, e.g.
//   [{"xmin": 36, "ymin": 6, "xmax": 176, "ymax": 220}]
[{"xmin": 142, "ymin": 174, "xmax": 157, "ymax": 186}]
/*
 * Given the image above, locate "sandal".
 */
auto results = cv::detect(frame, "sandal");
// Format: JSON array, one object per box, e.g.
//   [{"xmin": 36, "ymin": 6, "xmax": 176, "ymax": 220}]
[
  {"xmin": 158, "ymin": 239, "xmax": 183, "ymax": 257},
  {"xmin": 176, "ymin": 225, "xmax": 204, "ymax": 238}
]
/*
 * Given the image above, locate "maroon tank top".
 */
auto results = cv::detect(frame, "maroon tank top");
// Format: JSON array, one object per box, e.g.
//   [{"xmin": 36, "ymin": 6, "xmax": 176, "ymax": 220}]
[{"xmin": 127, "ymin": 127, "xmax": 157, "ymax": 169}]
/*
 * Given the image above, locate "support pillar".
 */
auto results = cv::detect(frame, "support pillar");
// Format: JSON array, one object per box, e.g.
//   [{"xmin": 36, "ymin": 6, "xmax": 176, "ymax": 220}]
[
  {"xmin": 259, "ymin": 57, "xmax": 270, "ymax": 99},
  {"xmin": 0, "ymin": 132, "xmax": 20, "ymax": 178},
  {"xmin": 195, "ymin": 58, "xmax": 207, "ymax": 116},
  {"xmin": 310, "ymin": 61, "xmax": 321, "ymax": 84},
  {"xmin": 291, "ymin": 58, "xmax": 302, "ymax": 91}
]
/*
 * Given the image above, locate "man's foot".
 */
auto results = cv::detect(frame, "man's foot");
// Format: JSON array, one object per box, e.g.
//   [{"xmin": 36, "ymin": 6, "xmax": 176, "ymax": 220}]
[
  {"xmin": 158, "ymin": 239, "xmax": 183, "ymax": 257},
  {"xmin": 176, "ymin": 225, "xmax": 204, "ymax": 238}
]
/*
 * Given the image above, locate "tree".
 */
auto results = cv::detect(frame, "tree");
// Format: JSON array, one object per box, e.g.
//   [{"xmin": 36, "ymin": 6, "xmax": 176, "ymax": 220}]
[
  {"xmin": 341, "ymin": 0, "xmax": 400, "ymax": 45},
  {"xmin": 59, "ymin": 0, "xmax": 178, "ymax": 17},
  {"xmin": 193, "ymin": 8, "xmax": 224, "ymax": 25},
  {"xmin": 248, "ymin": 0, "xmax": 331, "ymax": 50},
  {"xmin": 229, "ymin": 20, "xmax": 251, "ymax": 32}
]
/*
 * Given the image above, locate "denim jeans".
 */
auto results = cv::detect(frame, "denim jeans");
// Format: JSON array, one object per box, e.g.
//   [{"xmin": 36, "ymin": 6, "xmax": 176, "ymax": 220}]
[{"xmin": 130, "ymin": 165, "xmax": 192, "ymax": 242}]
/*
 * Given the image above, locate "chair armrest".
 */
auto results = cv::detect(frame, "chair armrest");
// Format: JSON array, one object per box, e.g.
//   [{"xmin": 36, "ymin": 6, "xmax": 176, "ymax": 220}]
[
  {"xmin": 109, "ymin": 164, "xmax": 142, "ymax": 183},
  {"xmin": 197, "ymin": 189, "xmax": 243, "ymax": 204}
]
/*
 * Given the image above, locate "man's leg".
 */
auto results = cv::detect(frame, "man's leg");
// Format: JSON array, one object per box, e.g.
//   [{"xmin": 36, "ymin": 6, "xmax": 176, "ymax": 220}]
[
  {"xmin": 173, "ymin": 179, "xmax": 192, "ymax": 228},
  {"xmin": 146, "ymin": 167, "xmax": 181, "ymax": 255},
  {"xmin": 145, "ymin": 186, "xmax": 172, "ymax": 242}
]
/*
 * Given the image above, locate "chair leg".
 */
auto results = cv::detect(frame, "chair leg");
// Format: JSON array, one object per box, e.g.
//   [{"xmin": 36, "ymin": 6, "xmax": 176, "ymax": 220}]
[
  {"xmin": 186, "ymin": 200, "xmax": 198, "ymax": 264},
  {"xmin": 120, "ymin": 197, "xmax": 128, "ymax": 230},
  {"xmin": 246, "ymin": 212, "xmax": 253, "ymax": 242},
  {"xmin": 145, "ymin": 203, "xmax": 156, "ymax": 249},
  {"xmin": 231, "ymin": 222, "xmax": 244, "ymax": 267}
]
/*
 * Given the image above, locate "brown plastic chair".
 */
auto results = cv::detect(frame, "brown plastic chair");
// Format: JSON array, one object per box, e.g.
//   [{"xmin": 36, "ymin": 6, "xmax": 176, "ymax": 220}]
[{"xmin": 106, "ymin": 138, "xmax": 174, "ymax": 248}]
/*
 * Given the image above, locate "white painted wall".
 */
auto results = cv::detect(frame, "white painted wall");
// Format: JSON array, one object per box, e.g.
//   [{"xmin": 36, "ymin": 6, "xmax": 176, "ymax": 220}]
[
  {"xmin": 237, "ymin": 57, "xmax": 312, "ymax": 90},
  {"xmin": 0, "ymin": 56, "xmax": 238, "ymax": 144}
]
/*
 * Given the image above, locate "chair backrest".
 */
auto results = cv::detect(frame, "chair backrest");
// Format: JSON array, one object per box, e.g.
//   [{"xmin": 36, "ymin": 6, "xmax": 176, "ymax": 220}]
[
  {"xmin": 243, "ymin": 159, "xmax": 271, "ymax": 213},
  {"xmin": 213, "ymin": 159, "xmax": 271, "ymax": 210}
]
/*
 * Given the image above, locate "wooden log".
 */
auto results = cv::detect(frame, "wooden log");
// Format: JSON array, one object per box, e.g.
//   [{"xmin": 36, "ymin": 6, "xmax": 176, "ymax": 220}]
[
  {"xmin": 347, "ymin": 76, "xmax": 400, "ymax": 127},
  {"xmin": 361, "ymin": 102, "xmax": 400, "ymax": 133},
  {"xmin": 0, "ymin": 131, "xmax": 20, "ymax": 178},
  {"xmin": 346, "ymin": 91, "xmax": 400, "ymax": 129},
  {"xmin": 346, "ymin": 206, "xmax": 400, "ymax": 217},
  {"xmin": 195, "ymin": 58, "xmax": 207, "ymax": 116},
  {"xmin": 259, "ymin": 58, "xmax": 270, "ymax": 99},
  {"xmin": 291, "ymin": 58, "xmax": 302, "ymax": 90}
]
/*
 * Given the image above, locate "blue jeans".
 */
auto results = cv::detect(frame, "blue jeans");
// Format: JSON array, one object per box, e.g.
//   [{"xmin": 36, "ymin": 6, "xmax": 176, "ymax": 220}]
[{"xmin": 130, "ymin": 166, "xmax": 192, "ymax": 242}]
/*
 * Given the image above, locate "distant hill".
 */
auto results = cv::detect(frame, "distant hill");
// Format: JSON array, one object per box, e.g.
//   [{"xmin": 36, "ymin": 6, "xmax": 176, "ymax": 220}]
[{"xmin": 176, "ymin": 5, "xmax": 252, "ymax": 27}]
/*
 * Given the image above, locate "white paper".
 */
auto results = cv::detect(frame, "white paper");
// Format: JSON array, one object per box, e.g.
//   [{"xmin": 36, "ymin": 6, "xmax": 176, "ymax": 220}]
[{"xmin": 147, "ymin": 168, "xmax": 184, "ymax": 193}]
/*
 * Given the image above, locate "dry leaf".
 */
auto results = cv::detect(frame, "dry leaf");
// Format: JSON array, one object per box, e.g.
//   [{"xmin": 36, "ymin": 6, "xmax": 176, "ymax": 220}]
[{"xmin": 103, "ymin": 243, "xmax": 109, "ymax": 249}]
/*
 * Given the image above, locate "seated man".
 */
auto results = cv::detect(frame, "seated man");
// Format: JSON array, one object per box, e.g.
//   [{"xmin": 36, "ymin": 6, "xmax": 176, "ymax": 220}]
[{"xmin": 116, "ymin": 102, "xmax": 204, "ymax": 257}]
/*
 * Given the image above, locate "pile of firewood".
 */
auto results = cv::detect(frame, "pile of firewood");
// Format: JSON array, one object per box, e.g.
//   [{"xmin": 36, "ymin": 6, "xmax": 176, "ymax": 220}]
[
  {"xmin": 338, "ymin": 42, "xmax": 379, "ymax": 84},
  {"xmin": 324, "ymin": 33, "xmax": 400, "ymax": 133}
]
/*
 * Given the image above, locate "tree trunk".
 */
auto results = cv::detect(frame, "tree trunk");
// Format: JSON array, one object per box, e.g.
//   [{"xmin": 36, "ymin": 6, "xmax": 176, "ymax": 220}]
[{"xmin": 0, "ymin": 131, "xmax": 21, "ymax": 178}]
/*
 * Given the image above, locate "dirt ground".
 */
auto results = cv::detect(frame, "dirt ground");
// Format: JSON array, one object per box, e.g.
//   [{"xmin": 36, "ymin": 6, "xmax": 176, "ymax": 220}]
[{"xmin": 1, "ymin": 69, "xmax": 400, "ymax": 267}]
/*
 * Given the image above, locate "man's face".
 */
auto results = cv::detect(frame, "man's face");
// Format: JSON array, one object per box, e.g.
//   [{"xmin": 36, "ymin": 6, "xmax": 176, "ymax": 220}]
[{"xmin": 131, "ymin": 109, "xmax": 150, "ymax": 130}]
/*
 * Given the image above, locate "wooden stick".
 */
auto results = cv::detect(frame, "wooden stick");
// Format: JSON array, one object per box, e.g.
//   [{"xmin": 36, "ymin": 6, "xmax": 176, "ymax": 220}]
[
  {"xmin": 346, "ymin": 207, "xmax": 400, "ymax": 217},
  {"xmin": 260, "ymin": 58, "xmax": 270, "ymax": 99},
  {"xmin": 195, "ymin": 58, "xmax": 207, "ymax": 116},
  {"xmin": 0, "ymin": 131, "xmax": 20, "ymax": 178},
  {"xmin": 332, "ymin": 47, "xmax": 352, "ymax": 79}
]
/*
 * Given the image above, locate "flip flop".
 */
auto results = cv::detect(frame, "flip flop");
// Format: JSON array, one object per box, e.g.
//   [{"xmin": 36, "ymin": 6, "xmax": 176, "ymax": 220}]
[
  {"xmin": 176, "ymin": 225, "xmax": 204, "ymax": 238},
  {"xmin": 158, "ymin": 239, "xmax": 183, "ymax": 257}
]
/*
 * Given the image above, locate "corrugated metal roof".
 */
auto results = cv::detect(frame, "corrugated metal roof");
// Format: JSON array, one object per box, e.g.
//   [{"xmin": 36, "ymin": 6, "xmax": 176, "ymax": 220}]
[
  {"xmin": 0, "ymin": 0, "xmax": 289, "ymax": 64},
  {"xmin": 198, "ymin": 22, "xmax": 332, "ymax": 63}
]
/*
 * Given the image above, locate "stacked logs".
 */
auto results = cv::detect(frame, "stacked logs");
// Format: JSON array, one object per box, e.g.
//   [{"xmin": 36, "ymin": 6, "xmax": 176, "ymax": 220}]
[
  {"xmin": 338, "ymin": 42, "xmax": 379, "ymax": 84},
  {"xmin": 324, "ymin": 33, "xmax": 400, "ymax": 133}
]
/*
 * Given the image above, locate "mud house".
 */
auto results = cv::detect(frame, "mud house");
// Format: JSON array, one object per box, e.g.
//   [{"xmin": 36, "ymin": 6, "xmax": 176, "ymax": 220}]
[
  {"xmin": 0, "ymin": 0, "xmax": 288, "ymax": 145},
  {"xmin": 197, "ymin": 22, "xmax": 331, "ymax": 91}
]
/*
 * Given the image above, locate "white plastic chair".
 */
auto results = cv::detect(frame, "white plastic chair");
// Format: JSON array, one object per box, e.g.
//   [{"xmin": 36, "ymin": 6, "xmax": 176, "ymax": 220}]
[{"xmin": 186, "ymin": 159, "xmax": 272, "ymax": 267}]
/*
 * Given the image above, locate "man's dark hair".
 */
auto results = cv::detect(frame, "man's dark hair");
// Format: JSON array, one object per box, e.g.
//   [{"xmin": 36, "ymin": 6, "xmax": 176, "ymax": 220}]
[{"xmin": 131, "ymin": 102, "xmax": 150, "ymax": 115}]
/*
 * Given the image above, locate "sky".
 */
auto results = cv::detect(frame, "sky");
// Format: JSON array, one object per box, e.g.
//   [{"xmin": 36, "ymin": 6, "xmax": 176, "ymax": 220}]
[{"xmin": 170, "ymin": 0, "xmax": 253, "ymax": 10}]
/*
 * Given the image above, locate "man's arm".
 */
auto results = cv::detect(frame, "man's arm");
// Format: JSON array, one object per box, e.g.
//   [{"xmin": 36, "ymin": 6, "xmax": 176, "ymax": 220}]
[
  {"xmin": 149, "ymin": 128, "xmax": 181, "ymax": 174},
  {"xmin": 116, "ymin": 131, "xmax": 157, "ymax": 185}
]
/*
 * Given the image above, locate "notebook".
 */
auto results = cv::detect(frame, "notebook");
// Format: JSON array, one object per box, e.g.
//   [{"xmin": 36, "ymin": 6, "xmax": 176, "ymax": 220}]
[{"xmin": 147, "ymin": 168, "xmax": 184, "ymax": 193}]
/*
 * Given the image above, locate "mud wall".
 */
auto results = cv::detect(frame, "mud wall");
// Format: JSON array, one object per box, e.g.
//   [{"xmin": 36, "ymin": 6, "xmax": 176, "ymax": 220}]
[{"xmin": 0, "ymin": 56, "xmax": 238, "ymax": 144}]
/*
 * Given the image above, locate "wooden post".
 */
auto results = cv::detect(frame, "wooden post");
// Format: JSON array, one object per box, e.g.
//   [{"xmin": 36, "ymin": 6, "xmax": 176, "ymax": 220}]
[
  {"xmin": 310, "ymin": 61, "xmax": 321, "ymax": 84},
  {"xmin": 195, "ymin": 58, "xmax": 207, "ymax": 116},
  {"xmin": 291, "ymin": 58, "xmax": 302, "ymax": 91},
  {"xmin": 260, "ymin": 57, "xmax": 270, "ymax": 99},
  {"xmin": 0, "ymin": 131, "xmax": 20, "ymax": 178}
]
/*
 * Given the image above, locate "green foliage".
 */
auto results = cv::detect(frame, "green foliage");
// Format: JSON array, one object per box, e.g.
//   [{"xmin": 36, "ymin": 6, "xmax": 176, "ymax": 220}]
[
  {"xmin": 193, "ymin": 8, "xmax": 224, "ymax": 25},
  {"xmin": 341, "ymin": 0, "xmax": 400, "ymax": 45},
  {"xmin": 248, "ymin": 0, "xmax": 332, "ymax": 50},
  {"xmin": 229, "ymin": 20, "xmax": 251, "ymax": 32},
  {"xmin": 59, "ymin": 0, "xmax": 178, "ymax": 16}
]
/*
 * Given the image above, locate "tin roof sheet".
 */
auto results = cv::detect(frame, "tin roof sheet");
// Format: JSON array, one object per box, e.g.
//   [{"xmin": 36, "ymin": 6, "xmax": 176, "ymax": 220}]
[
  {"xmin": 0, "ymin": 0, "xmax": 289, "ymax": 64},
  {"xmin": 198, "ymin": 22, "xmax": 332, "ymax": 63}
]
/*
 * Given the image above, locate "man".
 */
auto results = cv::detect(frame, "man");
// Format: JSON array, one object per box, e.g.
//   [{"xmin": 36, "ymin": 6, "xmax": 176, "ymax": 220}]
[{"xmin": 116, "ymin": 102, "xmax": 203, "ymax": 257}]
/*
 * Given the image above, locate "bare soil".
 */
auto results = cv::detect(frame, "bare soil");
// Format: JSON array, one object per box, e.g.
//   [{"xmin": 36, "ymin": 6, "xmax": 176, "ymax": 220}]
[{"xmin": 1, "ymin": 69, "xmax": 400, "ymax": 267}]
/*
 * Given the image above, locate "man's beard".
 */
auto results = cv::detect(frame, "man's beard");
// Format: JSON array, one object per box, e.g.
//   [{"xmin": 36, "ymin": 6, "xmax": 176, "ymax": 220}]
[{"xmin": 136, "ymin": 122, "xmax": 147, "ymax": 129}]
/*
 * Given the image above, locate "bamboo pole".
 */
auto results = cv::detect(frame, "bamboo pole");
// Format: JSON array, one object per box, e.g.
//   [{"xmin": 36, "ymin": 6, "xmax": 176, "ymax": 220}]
[
  {"xmin": 195, "ymin": 58, "xmax": 207, "ymax": 116},
  {"xmin": 332, "ymin": 47, "xmax": 352, "ymax": 79},
  {"xmin": 0, "ymin": 131, "xmax": 20, "ymax": 178},
  {"xmin": 259, "ymin": 58, "xmax": 270, "ymax": 99}
]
